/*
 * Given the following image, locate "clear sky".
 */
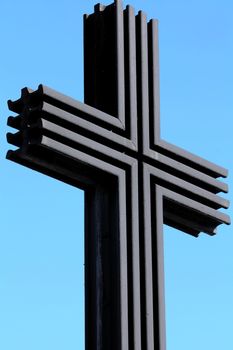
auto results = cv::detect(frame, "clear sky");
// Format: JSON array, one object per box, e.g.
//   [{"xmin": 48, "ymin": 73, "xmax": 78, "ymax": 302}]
[{"xmin": 0, "ymin": 0, "xmax": 232, "ymax": 349}]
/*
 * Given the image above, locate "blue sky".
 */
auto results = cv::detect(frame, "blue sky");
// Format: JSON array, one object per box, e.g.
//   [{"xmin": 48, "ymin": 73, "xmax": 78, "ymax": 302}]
[{"xmin": 0, "ymin": 0, "xmax": 232, "ymax": 349}]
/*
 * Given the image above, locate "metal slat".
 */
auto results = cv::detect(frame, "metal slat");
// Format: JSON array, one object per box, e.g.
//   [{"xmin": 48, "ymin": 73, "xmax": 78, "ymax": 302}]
[
  {"xmin": 124, "ymin": 5, "xmax": 138, "ymax": 146},
  {"xmin": 8, "ymin": 85, "xmax": 124, "ymax": 129},
  {"xmin": 162, "ymin": 187, "xmax": 231, "ymax": 231},
  {"xmin": 148, "ymin": 19, "xmax": 160, "ymax": 142},
  {"xmin": 136, "ymin": 11, "xmax": 150, "ymax": 154},
  {"xmin": 121, "ymin": 9, "xmax": 142, "ymax": 346},
  {"xmin": 40, "ymin": 102, "xmax": 136, "ymax": 150},
  {"xmin": 115, "ymin": 0, "xmax": 126, "ymax": 126},
  {"xmin": 40, "ymin": 85, "xmax": 124, "ymax": 128},
  {"xmin": 153, "ymin": 186, "xmax": 166, "ymax": 350},
  {"xmin": 156, "ymin": 152, "xmax": 228, "ymax": 194},
  {"xmin": 156, "ymin": 139, "xmax": 228, "ymax": 179},
  {"xmin": 143, "ymin": 161, "xmax": 155, "ymax": 350}
]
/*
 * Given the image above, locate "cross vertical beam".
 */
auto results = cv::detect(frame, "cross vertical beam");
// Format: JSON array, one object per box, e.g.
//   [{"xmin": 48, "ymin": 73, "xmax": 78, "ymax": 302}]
[{"xmin": 6, "ymin": 1, "xmax": 230, "ymax": 350}]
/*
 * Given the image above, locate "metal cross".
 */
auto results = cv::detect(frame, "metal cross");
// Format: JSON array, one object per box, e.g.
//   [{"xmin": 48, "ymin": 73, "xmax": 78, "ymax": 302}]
[{"xmin": 6, "ymin": 1, "xmax": 230, "ymax": 350}]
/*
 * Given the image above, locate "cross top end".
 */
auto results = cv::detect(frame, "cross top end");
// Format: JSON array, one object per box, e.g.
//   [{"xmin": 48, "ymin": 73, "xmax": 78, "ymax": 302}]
[{"xmin": 93, "ymin": 0, "xmax": 151, "ymax": 21}]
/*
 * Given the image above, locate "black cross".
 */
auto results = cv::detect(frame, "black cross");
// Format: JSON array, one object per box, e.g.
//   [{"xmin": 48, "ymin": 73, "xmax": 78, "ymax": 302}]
[{"xmin": 7, "ymin": 1, "xmax": 230, "ymax": 350}]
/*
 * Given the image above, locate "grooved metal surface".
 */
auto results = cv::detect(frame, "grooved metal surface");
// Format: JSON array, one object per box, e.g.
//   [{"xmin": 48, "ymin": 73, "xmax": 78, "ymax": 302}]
[{"xmin": 6, "ymin": 1, "xmax": 230, "ymax": 350}]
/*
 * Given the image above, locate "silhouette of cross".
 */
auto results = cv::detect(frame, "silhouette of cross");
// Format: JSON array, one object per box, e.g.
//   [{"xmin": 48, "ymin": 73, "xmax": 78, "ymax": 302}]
[{"xmin": 7, "ymin": 1, "xmax": 230, "ymax": 350}]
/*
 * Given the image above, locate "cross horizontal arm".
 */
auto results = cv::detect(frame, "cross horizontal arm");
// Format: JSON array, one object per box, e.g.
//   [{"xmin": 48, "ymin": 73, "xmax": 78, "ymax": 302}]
[
  {"xmin": 7, "ymin": 113, "xmax": 229, "ymax": 213},
  {"xmin": 7, "ymin": 86, "xmax": 230, "ymax": 237},
  {"xmin": 7, "ymin": 88, "xmax": 228, "ymax": 202},
  {"xmin": 8, "ymin": 85, "xmax": 229, "ymax": 197},
  {"xmin": 8, "ymin": 117, "xmax": 229, "ymax": 218}
]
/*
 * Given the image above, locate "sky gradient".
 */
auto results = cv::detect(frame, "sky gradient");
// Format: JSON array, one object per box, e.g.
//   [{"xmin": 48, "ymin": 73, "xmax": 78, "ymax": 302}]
[{"xmin": 0, "ymin": 0, "xmax": 232, "ymax": 349}]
